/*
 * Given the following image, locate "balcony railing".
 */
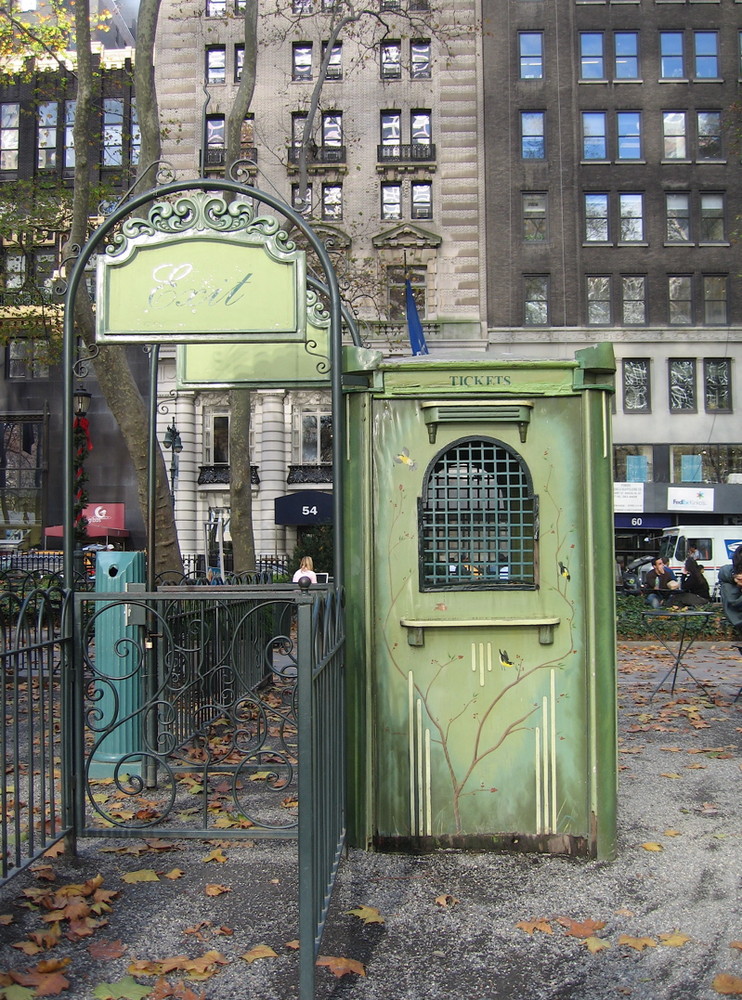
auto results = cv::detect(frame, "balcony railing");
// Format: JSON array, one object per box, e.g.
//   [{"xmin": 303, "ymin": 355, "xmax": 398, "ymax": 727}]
[
  {"xmin": 287, "ymin": 464, "xmax": 333, "ymax": 485},
  {"xmin": 288, "ymin": 145, "xmax": 347, "ymax": 165},
  {"xmin": 198, "ymin": 465, "xmax": 260, "ymax": 486},
  {"xmin": 377, "ymin": 143, "xmax": 436, "ymax": 163},
  {"xmin": 203, "ymin": 146, "xmax": 258, "ymax": 168}
]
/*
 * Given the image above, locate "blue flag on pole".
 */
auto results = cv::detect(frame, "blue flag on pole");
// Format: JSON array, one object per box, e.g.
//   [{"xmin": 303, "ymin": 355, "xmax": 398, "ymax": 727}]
[{"xmin": 405, "ymin": 278, "xmax": 429, "ymax": 356}]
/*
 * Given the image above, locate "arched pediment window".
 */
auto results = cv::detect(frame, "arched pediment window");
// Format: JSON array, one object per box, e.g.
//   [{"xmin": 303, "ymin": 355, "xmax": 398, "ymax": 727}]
[{"xmin": 418, "ymin": 436, "xmax": 538, "ymax": 591}]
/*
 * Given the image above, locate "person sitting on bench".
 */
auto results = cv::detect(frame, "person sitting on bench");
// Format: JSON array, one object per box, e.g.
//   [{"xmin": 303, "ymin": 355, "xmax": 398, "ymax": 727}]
[{"xmin": 718, "ymin": 549, "xmax": 742, "ymax": 641}]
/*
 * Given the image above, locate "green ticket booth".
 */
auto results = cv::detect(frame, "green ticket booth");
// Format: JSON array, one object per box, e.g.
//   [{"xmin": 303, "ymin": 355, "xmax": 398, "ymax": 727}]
[{"xmin": 343, "ymin": 345, "xmax": 617, "ymax": 860}]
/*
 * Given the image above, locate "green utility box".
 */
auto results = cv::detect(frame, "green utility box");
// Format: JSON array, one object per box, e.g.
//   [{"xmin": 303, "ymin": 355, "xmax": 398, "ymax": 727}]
[
  {"xmin": 89, "ymin": 551, "xmax": 146, "ymax": 778},
  {"xmin": 343, "ymin": 346, "xmax": 617, "ymax": 859}
]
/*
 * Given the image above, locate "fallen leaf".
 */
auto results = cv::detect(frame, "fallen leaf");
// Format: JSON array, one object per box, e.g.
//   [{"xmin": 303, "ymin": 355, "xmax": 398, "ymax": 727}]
[
  {"xmin": 285, "ymin": 940, "xmax": 300, "ymax": 950},
  {"xmin": 316, "ymin": 955, "xmax": 366, "ymax": 978},
  {"xmin": 641, "ymin": 842, "xmax": 663, "ymax": 852},
  {"xmin": 516, "ymin": 919, "xmax": 553, "ymax": 935},
  {"xmin": 0, "ymin": 914, "xmax": 14, "ymax": 925},
  {"xmin": 556, "ymin": 916, "xmax": 607, "ymax": 938},
  {"xmin": 435, "ymin": 894, "xmax": 460, "ymax": 908},
  {"xmin": 204, "ymin": 885, "xmax": 231, "ymax": 897},
  {"xmin": 583, "ymin": 936, "xmax": 611, "ymax": 953},
  {"xmin": 122, "ymin": 870, "xmax": 160, "ymax": 884},
  {"xmin": 658, "ymin": 932, "xmax": 692, "ymax": 947},
  {"xmin": 88, "ymin": 939, "xmax": 127, "ymax": 959},
  {"xmin": 730, "ymin": 942, "xmax": 742, "ymax": 952},
  {"xmin": 618, "ymin": 934, "xmax": 657, "ymax": 951},
  {"xmin": 162, "ymin": 870, "xmax": 184, "ymax": 881},
  {"xmin": 614, "ymin": 909, "xmax": 635, "ymax": 917},
  {"xmin": 660, "ymin": 773, "xmax": 682, "ymax": 779},
  {"xmin": 713, "ymin": 973, "xmax": 742, "ymax": 995},
  {"xmin": 92, "ymin": 974, "xmax": 153, "ymax": 999},
  {"xmin": 241, "ymin": 944, "xmax": 278, "ymax": 964},
  {"xmin": 664, "ymin": 829, "xmax": 681, "ymax": 837},
  {"xmin": 200, "ymin": 849, "xmax": 226, "ymax": 864},
  {"xmin": 346, "ymin": 905, "xmax": 384, "ymax": 925}
]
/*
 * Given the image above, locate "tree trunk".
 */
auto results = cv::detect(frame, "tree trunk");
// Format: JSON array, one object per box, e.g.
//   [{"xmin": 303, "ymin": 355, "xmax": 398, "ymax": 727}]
[{"xmin": 228, "ymin": 388, "xmax": 255, "ymax": 573}]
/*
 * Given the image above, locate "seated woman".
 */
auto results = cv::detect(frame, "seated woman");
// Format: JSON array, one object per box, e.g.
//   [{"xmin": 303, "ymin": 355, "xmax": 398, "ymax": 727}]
[
  {"xmin": 719, "ymin": 550, "xmax": 742, "ymax": 640},
  {"xmin": 669, "ymin": 556, "xmax": 711, "ymax": 606}
]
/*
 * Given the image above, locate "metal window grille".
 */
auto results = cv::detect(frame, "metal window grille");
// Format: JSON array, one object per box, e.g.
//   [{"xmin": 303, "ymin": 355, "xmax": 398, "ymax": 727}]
[{"xmin": 419, "ymin": 438, "xmax": 536, "ymax": 590}]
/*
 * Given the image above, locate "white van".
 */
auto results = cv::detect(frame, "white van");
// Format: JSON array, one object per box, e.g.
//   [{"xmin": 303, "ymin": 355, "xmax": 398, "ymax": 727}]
[{"xmin": 658, "ymin": 525, "xmax": 742, "ymax": 592}]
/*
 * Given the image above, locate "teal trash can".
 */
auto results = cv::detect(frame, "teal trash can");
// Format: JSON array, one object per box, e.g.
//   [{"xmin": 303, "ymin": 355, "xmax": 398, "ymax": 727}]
[{"xmin": 89, "ymin": 551, "xmax": 146, "ymax": 778}]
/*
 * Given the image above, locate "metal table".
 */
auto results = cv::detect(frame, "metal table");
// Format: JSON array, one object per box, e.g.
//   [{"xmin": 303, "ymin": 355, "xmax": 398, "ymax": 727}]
[{"xmin": 642, "ymin": 610, "xmax": 715, "ymax": 699}]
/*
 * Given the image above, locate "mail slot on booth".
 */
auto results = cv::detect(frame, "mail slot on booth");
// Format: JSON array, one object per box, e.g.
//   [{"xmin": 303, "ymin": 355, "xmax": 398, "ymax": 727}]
[{"xmin": 343, "ymin": 346, "xmax": 617, "ymax": 860}]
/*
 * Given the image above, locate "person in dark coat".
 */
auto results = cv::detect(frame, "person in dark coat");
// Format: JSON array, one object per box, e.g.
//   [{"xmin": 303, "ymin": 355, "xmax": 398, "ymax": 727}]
[
  {"xmin": 679, "ymin": 557, "xmax": 711, "ymax": 602},
  {"xmin": 719, "ymin": 549, "xmax": 742, "ymax": 639}
]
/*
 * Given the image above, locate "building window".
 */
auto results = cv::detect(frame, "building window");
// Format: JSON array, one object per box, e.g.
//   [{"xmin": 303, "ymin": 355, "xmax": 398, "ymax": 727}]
[
  {"xmin": 0, "ymin": 420, "xmax": 44, "ymax": 534},
  {"xmin": 694, "ymin": 31, "xmax": 718, "ymax": 78},
  {"xmin": 522, "ymin": 192, "xmax": 547, "ymax": 242},
  {"xmin": 419, "ymin": 437, "xmax": 537, "ymax": 591},
  {"xmin": 380, "ymin": 40, "xmax": 402, "ymax": 79},
  {"xmin": 587, "ymin": 276, "xmax": 611, "ymax": 325},
  {"xmin": 669, "ymin": 359, "xmax": 696, "ymax": 412},
  {"xmin": 702, "ymin": 275, "xmax": 727, "ymax": 324},
  {"xmin": 292, "ymin": 112, "xmax": 307, "ymax": 149},
  {"xmin": 700, "ymin": 193, "xmax": 724, "ymax": 242},
  {"xmin": 64, "ymin": 100, "xmax": 75, "ymax": 169},
  {"xmin": 524, "ymin": 275, "xmax": 549, "ymax": 325},
  {"xmin": 292, "ymin": 42, "xmax": 312, "ymax": 80},
  {"xmin": 37, "ymin": 101, "xmax": 57, "ymax": 169},
  {"xmin": 206, "ymin": 45, "xmax": 226, "ymax": 84},
  {"xmin": 615, "ymin": 446, "xmax": 652, "ymax": 482},
  {"xmin": 662, "ymin": 111, "xmax": 686, "ymax": 159},
  {"xmin": 321, "ymin": 183, "xmax": 342, "ymax": 220},
  {"xmin": 235, "ymin": 45, "xmax": 244, "ymax": 82},
  {"xmin": 296, "ymin": 408, "xmax": 332, "ymax": 465},
  {"xmin": 130, "ymin": 101, "xmax": 140, "ymax": 165},
  {"xmin": 381, "ymin": 182, "xmax": 402, "ymax": 220},
  {"xmin": 660, "ymin": 31, "xmax": 684, "ymax": 79},
  {"xmin": 697, "ymin": 111, "xmax": 721, "ymax": 159},
  {"xmin": 621, "ymin": 276, "xmax": 646, "ymax": 325},
  {"xmin": 7, "ymin": 340, "xmax": 49, "ymax": 379},
  {"xmin": 0, "ymin": 103, "xmax": 20, "ymax": 170},
  {"xmin": 322, "ymin": 111, "xmax": 342, "ymax": 147},
  {"xmin": 204, "ymin": 413, "xmax": 229, "ymax": 465},
  {"xmin": 291, "ymin": 183, "xmax": 313, "ymax": 215},
  {"xmin": 410, "ymin": 39, "xmax": 431, "ymax": 78},
  {"xmin": 704, "ymin": 358, "xmax": 732, "ymax": 412},
  {"xmin": 323, "ymin": 41, "xmax": 342, "ymax": 79},
  {"xmin": 206, "ymin": 0, "xmax": 226, "ymax": 14},
  {"xmin": 380, "ymin": 110, "xmax": 401, "ymax": 149},
  {"xmin": 293, "ymin": 0, "xmax": 314, "ymax": 12},
  {"xmin": 619, "ymin": 193, "xmax": 644, "ymax": 242},
  {"xmin": 580, "ymin": 32, "xmax": 604, "ymax": 79},
  {"xmin": 206, "ymin": 114, "xmax": 225, "ymax": 151},
  {"xmin": 616, "ymin": 111, "xmax": 641, "ymax": 160},
  {"xmin": 668, "ymin": 275, "xmax": 692, "ymax": 325},
  {"xmin": 102, "ymin": 99, "xmax": 123, "ymax": 166},
  {"xmin": 387, "ymin": 265, "xmax": 425, "ymax": 321},
  {"xmin": 582, "ymin": 111, "xmax": 606, "ymax": 159},
  {"xmin": 614, "ymin": 32, "xmax": 639, "ymax": 79},
  {"xmin": 666, "ymin": 194, "xmax": 690, "ymax": 243},
  {"xmin": 521, "ymin": 111, "xmax": 545, "ymax": 159},
  {"xmin": 520, "ymin": 32, "xmax": 544, "ymax": 79},
  {"xmin": 411, "ymin": 109, "xmax": 431, "ymax": 146},
  {"xmin": 622, "ymin": 359, "xmax": 651, "ymax": 414},
  {"xmin": 584, "ymin": 193, "xmax": 609, "ymax": 242},
  {"xmin": 411, "ymin": 181, "xmax": 432, "ymax": 220},
  {"xmin": 3, "ymin": 250, "xmax": 25, "ymax": 289}
]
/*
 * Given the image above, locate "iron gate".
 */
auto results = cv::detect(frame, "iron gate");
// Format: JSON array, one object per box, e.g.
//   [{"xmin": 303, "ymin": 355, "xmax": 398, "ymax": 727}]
[{"xmin": 74, "ymin": 583, "xmax": 345, "ymax": 996}]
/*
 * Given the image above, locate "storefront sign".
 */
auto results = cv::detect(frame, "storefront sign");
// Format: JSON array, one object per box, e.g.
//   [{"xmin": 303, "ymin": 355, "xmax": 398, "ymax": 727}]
[
  {"xmin": 613, "ymin": 482, "xmax": 644, "ymax": 512},
  {"xmin": 667, "ymin": 487, "xmax": 714, "ymax": 512}
]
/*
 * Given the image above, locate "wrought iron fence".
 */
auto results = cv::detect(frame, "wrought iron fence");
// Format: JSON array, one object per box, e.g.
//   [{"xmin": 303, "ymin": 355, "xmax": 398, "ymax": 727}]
[{"xmin": 1, "ymin": 584, "xmax": 73, "ymax": 885}]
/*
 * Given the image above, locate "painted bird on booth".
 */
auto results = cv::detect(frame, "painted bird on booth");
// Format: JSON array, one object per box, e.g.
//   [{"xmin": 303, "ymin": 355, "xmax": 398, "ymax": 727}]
[
  {"xmin": 499, "ymin": 649, "xmax": 515, "ymax": 670},
  {"xmin": 559, "ymin": 561, "xmax": 571, "ymax": 582},
  {"xmin": 394, "ymin": 447, "xmax": 417, "ymax": 471}
]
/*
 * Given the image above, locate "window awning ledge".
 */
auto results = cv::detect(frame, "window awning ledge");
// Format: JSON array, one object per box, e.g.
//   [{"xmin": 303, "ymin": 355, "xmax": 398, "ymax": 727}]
[
  {"xmin": 400, "ymin": 616, "xmax": 560, "ymax": 646},
  {"xmin": 421, "ymin": 400, "xmax": 533, "ymax": 443}
]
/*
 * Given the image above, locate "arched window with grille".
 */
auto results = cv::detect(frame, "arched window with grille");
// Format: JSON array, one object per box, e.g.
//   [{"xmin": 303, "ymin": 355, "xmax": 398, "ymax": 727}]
[{"xmin": 418, "ymin": 436, "xmax": 538, "ymax": 590}]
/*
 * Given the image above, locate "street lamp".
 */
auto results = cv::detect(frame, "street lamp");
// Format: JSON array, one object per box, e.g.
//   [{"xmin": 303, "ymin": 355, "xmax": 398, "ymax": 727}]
[
  {"xmin": 72, "ymin": 385, "xmax": 93, "ymax": 549},
  {"xmin": 163, "ymin": 422, "xmax": 182, "ymax": 503}
]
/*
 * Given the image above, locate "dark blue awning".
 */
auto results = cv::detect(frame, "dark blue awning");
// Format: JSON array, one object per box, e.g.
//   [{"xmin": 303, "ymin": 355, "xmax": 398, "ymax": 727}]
[{"xmin": 274, "ymin": 490, "xmax": 333, "ymax": 525}]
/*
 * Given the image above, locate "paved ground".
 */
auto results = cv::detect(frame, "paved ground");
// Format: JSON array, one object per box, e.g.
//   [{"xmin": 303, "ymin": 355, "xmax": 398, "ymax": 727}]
[{"xmin": 1, "ymin": 641, "xmax": 741, "ymax": 1000}]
